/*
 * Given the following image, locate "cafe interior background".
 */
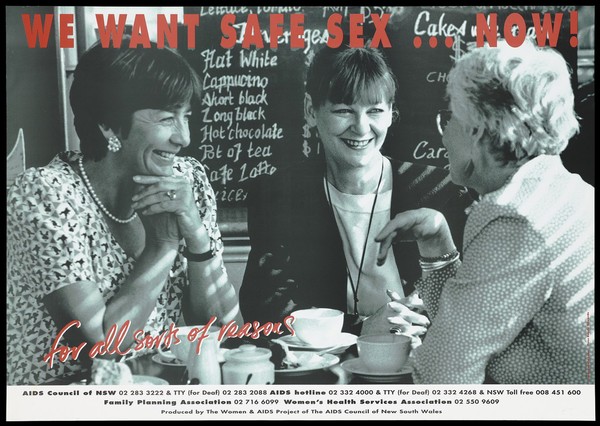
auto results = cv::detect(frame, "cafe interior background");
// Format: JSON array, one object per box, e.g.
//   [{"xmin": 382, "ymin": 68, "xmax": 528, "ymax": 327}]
[{"xmin": 6, "ymin": 5, "xmax": 595, "ymax": 296}]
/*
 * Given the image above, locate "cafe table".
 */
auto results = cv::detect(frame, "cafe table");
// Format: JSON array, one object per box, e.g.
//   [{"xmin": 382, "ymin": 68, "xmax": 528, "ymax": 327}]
[{"xmin": 45, "ymin": 336, "xmax": 414, "ymax": 386}]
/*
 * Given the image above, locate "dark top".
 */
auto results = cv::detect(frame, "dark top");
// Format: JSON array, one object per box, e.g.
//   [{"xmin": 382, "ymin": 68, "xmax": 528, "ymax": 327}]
[{"xmin": 240, "ymin": 157, "xmax": 473, "ymax": 333}]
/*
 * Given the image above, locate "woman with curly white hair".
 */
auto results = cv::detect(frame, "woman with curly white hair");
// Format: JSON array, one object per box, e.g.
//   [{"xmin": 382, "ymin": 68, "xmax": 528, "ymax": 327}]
[{"xmin": 375, "ymin": 39, "xmax": 594, "ymax": 384}]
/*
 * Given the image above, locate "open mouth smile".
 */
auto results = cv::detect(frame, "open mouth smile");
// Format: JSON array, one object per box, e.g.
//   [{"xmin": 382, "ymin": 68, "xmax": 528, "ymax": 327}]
[
  {"xmin": 154, "ymin": 150, "xmax": 177, "ymax": 161},
  {"xmin": 341, "ymin": 138, "xmax": 373, "ymax": 149}
]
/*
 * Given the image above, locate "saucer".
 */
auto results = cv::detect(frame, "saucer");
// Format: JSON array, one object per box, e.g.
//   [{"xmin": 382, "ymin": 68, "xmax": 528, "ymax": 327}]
[
  {"xmin": 279, "ymin": 332, "xmax": 357, "ymax": 352},
  {"xmin": 275, "ymin": 353, "xmax": 339, "ymax": 376},
  {"xmin": 340, "ymin": 358, "xmax": 412, "ymax": 383},
  {"xmin": 132, "ymin": 375, "xmax": 169, "ymax": 385},
  {"xmin": 152, "ymin": 353, "xmax": 185, "ymax": 367}
]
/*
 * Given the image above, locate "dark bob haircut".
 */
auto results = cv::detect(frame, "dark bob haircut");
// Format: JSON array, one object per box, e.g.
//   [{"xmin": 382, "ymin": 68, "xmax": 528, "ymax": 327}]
[
  {"xmin": 305, "ymin": 45, "xmax": 398, "ymax": 109},
  {"xmin": 70, "ymin": 37, "xmax": 202, "ymax": 161}
]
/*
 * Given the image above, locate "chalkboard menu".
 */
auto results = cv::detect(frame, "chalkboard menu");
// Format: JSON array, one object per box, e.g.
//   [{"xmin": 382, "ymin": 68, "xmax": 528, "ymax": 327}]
[{"xmin": 178, "ymin": 6, "xmax": 577, "ymax": 230}]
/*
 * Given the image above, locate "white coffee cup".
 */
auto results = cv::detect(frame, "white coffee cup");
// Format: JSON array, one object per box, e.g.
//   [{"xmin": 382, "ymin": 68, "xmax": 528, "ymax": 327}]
[
  {"xmin": 356, "ymin": 333, "xmax": 412, "ymax": 373},
  {"xmin": 290, "ymin": 308, "xmax": 344, "ymax": 347}
]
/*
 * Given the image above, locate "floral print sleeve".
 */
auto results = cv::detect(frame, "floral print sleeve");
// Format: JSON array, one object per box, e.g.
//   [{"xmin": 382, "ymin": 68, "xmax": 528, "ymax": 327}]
[
  {"xmin": 7, "ymin": 164, "xmax": 97, "ymax": 295},
  {"xmin": 174, "ymin": 156, "xmax": 223, "ymax": 257}
]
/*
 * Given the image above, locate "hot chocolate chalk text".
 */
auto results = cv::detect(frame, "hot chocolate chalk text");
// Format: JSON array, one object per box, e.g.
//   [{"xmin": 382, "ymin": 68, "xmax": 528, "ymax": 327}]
[
  {"xmin": 42, "ymin": 315, "xmax": 295, "ymax": 368},
  {"xmin": 22, "ymin": 11, "xmax": 577, "ymax": 50}
]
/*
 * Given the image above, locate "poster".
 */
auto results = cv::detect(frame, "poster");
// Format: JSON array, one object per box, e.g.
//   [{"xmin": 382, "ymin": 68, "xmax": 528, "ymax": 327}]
[{"xmin": 6, "ymin": 5, "xmax": 595, "ymax": 422}]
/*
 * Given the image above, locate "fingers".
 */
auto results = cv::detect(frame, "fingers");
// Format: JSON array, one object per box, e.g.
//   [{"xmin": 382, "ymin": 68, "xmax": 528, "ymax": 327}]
[
  {"xmin": 131, "ymin": 176, "xmax": 191, "ymax": 214},
  {"xmin": 388, "ymin": 302, "xmax": 430, "ymax": 327},
  {"xmin": 375, "ymin": 211, "xmax": 418, "ymax": 243},
  {"xmin": 386, "ymin": 289, "xmax": 402, "ymax": 302},
  {"xmin": 132, "ymin": 176, "xmax": 179, "ymax": 201},
  {"xmin": 393, "ymin": 324, "xmax": 428, "ymax": 337},
  {"xmin": 376, "ymin": 231, "xmax": 396, "ymax": 266}
]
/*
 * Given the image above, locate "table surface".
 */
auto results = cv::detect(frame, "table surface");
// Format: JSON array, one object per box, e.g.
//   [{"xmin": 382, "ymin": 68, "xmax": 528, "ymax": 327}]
[
  {"xmin": 45, "ymin": 337, "xmax": 414, "ymax": 386},
  {"xmin": 127, "ymin": 338, "xmax": 414, "ymax": 385}
]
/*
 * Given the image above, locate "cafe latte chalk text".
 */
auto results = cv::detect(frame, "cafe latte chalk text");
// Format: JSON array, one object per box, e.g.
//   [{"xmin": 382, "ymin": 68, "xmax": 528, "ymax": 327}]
[{"xmin": 42, "ymin": 316, "xmax": 296, "ymax": 368}]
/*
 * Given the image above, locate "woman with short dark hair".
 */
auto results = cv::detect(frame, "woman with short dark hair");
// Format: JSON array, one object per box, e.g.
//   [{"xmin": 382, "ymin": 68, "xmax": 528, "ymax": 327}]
[{"xmin": 7, "ymin": 39, "xmax": 242, "ymax": 385}]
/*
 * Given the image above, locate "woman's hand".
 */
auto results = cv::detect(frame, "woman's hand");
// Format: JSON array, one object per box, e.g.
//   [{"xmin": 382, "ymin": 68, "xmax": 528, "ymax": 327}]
[
  {"xmin": 375, "ymin": 208, "xmax": 456, "ymax": 264},
  {"xmin": 360, "ymin": 289, "xmax": 430, "ymax": 338},
  {"xmin": 131, "ymin": 175, "xmax": 208, "ymax": 250}
]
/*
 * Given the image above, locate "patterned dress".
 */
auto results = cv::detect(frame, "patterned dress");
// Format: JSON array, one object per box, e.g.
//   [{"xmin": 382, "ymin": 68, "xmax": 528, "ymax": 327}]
[
  {"xmin": 412, "ymin": 155, "xmax": 595, "ymax": 384},
  {"xmin": 6, "ymin": 151, "xmax": 223, "ymax": 385}
]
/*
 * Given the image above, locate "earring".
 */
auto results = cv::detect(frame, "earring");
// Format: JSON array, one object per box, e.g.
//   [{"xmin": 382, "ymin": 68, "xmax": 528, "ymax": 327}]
[{"xmin": 107, "ymin": 136, "xmax": 121, "ymax": 152}]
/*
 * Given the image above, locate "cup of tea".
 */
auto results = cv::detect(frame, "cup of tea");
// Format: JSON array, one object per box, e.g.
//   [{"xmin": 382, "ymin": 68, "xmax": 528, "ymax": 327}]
[
  {"xmin": 290, "ymin": 308, "xmax": 344, "ymax": 347},
  {"xmin": 356, "ymin": 333, "xmax": 412, "ymax": 373}
]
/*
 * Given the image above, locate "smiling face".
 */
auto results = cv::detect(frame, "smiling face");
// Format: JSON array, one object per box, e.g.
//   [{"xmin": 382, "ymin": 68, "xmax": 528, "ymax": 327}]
[
  {"xmin": 308, "ymin": 97, "xmax": 393, "ymax": 171},
  {"xmin": 118, "ymin": 105, "xmax": 192, "ymax": 176}
]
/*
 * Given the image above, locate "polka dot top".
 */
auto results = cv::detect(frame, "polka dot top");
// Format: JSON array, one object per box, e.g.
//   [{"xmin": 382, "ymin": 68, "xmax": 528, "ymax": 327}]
[
  {"xmin": 412, "ymin": 155, "xmax": 595, "ymax": 384},
  {"xmin": 6, "ymin": 151, "xmax": 223, "ymax": 385}
]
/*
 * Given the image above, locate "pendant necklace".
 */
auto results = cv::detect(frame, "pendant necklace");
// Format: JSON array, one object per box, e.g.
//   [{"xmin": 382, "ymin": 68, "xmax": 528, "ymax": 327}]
[{"xmin": 324, "ymin": 157, "xmax": 384, "ymax": 317}]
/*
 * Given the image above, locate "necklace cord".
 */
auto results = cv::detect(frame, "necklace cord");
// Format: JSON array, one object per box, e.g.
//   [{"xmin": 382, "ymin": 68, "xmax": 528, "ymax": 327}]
[{"xmin": 325, "ymin": 158, "xmax": 384, "ymax": 316}]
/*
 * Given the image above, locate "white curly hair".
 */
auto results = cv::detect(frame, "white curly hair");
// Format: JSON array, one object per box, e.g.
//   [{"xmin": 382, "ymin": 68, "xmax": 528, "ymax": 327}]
[{"xmin": 447, "ymin": 38, "xmax": 579, "ymax": 163}]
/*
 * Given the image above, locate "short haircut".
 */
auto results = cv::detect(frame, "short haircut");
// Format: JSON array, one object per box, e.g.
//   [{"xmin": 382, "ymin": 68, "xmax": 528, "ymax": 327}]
[
  {"xmin": 70, "ymin": 37, "xmax": 202, "ymax": 161},
  {"xmin": 306, "ymin": 45, "xmax": 397, "ymax": 109},
  {"xmin": 447, "ymin": 38, "xmax": 579, "ymax": 163}
]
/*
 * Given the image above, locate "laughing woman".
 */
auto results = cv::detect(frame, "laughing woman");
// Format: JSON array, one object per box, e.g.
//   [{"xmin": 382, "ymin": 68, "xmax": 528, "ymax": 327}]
[
  {"xmin": 6, "ymin": 39, "xmax": 242, "ymax": 385},
  {"xmin": 240, "ymin": 45, "xmax": 471, "ymax": 337}
]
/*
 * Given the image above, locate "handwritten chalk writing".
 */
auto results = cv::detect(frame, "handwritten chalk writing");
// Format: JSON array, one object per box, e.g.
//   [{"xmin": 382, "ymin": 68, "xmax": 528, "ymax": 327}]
[
  {"xmin": 228, "ymin": 122, "xmax": 284, "ymax": 140},
  {"xmin": 426, "ymin": 71, "xmax": 448, "ymax": 83},
  {"xmin": 198, "ymin": 144, "xmax": 224, "ymax": 161},
  {"xmin": 236, "ymin": 106, "xmax": 266, "ymax": 122},
  {"xmin": 228, "ymin": 143, "xmax": 243, "ymax": 162},
  {"xmin": 88, "ymin": 321, "xmax": 132, "ymax": 358},
  {"xmin": 247, "ymin": 141, "xmax": 273, "ymax": 158},
  {"xmin": 42, "ymin": 320, "xmax": 87, "ymax": 368},
  {"xmin": 225, "ymin": 22, "xmax": 328, "ymax": 54},
  {"xmin": 413, "ymin": 140, "xmax": 448, "ymax": 161},
  {"xmin": 199, "ymin": 6, "xmax": 250, "ymax": 16},
  {"xmin": 239, "ymin": 50, "xmax": 278, "ymax": 68},
  {"xmin": 239, "ymin": 88, "xmax": 268, "ymax": 106},
  {"xmin": 132, "ymin": 322, "xmax": 180, "ymax": 351},
  {"xmin": 203, "ymin": 72, "xmax": 269, "ymax": 94},
  {"xmin": 327, "ymin": 13, "xmax": 392, "ymax": 48},
  {"xmin": 322, "ymin": 6, "xmax": 350, "ymax": 18},
  {"xmin": 202, "ymin": 92, "xmax": 235, "ymax": 107},
  {"xmin": 200, "ymin": 125, "xmax": 226, "ymax": 144},
  {"xmin": 201, "ymin": 49, "xmax": 233, "ymax": 73},
  {"xmin": 476, "ymin": 13, "xmax": 564, "ymax": 47},
  {"xmin": 474, "ymin": 5, "xmax": 575, "ymax": 13},
  {"xmin": 239, "ymin": 160, "xmax": 277, "ymax": 182},
  {"xmin": 201, "ymin": 108, "xmax": 234, "ymax": 129},
  {"xmin": 257, "ymin": 6, "xmax": 303, "ymax": 15},
  {"xmin": 209, "ymin": 164, "xmax": 234, "ymax": 184},
  {"xmin": 217, "ymin": 315, "xmax": 295, "ymax": 340},
  {"xmin": 215, "ymin": 188, "xmax": 247, "ymax": 202},
  {"xmin": 303, "ymin": 141, "xmax": 312, "ymax": 158},
  {"xmin": 360, "ymin": 6, "xmax": 403, "ymax": 25},
  {"xmin": 414, "ymin": 11, "xmax": 467, "ymax": 37}
]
